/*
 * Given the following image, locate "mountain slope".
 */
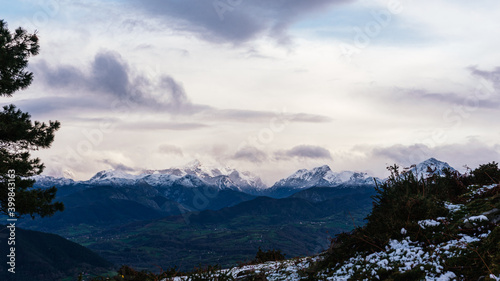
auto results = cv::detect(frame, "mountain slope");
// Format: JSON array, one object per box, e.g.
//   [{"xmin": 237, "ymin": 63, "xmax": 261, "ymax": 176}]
[
  {"xmin": 0, "ymin": 226, "xmax": 113, "ymax": 281},
  {"xmin": 83, "ymin": 190, "xmax": 375, "ymax": 271}
]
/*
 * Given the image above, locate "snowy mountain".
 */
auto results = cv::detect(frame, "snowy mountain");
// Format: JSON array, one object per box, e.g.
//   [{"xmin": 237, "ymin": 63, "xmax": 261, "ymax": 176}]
[
  {"xmin": 142, "ymin": 160, "xmax": 267, "ymax": 192},
  {"xmin": 405, "ymin": 157, "xmax": 457, "ymax": 179},
  {"xmin": 85, "ymin": 169, "xmax": 139, "ymax": 186},
  {"xmin": 33, "ymin": 160, "xmax": 267, "ymax": 194},
  {"xmin": 32, "ymin": 158, "xmax": 457, "ymax": 197},
  {"xmin": 32, "ymin": 175, "xmax": 75, "ymax": 188},
  {"xmin": 271, "ymin": 165, "xmax": 378, "ymax": 190}
]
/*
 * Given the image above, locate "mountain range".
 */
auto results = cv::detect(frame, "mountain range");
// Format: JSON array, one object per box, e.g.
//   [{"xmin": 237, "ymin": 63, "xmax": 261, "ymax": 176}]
[
  {"xmin": 17, "ymin": 157, "xmax": 458, "ymax": 275},
  {"xmin": 33, "ymin": 159, "xmax": 384, "ymax": 196},
  {"xmin": 32, "ymin": 157, "xmax": 454, "ymax": 202}
]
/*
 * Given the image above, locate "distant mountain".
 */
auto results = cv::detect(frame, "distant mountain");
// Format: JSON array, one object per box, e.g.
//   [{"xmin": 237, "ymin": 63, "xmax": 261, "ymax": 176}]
[
  {"xmin": 24, "ymin": 158, "xmax": 456, "ymax": 234},
  {"xmin": 31, "ymin": 175, "xmax": 75, "ymax": 188},
  {"xmin": 405, "ymin": 157, "xmax": 457, "ymax": 179},
  {"xmin": 265, "ymin": 165, "xmax": 379, "ymax": 198},
  {"xmin": 34, "ymin": 160, "xmax": 267, "ymax": 194},
  {"xmin": 0, "ymin": 225, "xmax": 112, "ymax": 281},
  {"xmin": 145, "ymin": 160, "xmax": 267, "ymax": 193}
]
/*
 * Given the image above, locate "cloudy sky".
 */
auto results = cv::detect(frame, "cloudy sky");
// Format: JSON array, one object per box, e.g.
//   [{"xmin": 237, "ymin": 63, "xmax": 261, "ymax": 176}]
[{"xmin": 2, "ymin": 0, "xmax": 500, "ymax": 184}]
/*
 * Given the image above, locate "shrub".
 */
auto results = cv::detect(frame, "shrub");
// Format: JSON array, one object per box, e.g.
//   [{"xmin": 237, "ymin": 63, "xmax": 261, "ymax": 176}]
[
  {"xmin": 319, "ymin": 164, "xmax": 469, "ymax": 269},
  {"xmin": 470, "ymin": 162, "xmax": 500, "ymax": 185},
  {"xmin": 252, "ymin": 247, "xmax": 285, "ymax": 264}
]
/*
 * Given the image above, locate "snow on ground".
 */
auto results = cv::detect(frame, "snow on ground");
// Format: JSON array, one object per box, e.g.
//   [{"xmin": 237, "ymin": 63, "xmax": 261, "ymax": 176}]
[
  {"xmin": 444, "ymin": 202, "xmax": 462, "ymax": 213},
  {"xmin": 164, "ymin": 257, "xmax": 320, "ymax": 281},
  {"xmin": 469, "ymin": 184, "xmax": 498, "ymax": 196},
  {"xmin": 320, "ymin": 232, "xmax": 490, "ymax": 281},
  {"xmin": 418, "ymin": 219, "xmax": 441, "ymax": 229},
  {"xmin": 163, "ymin": 228, "xmax": 494, "ymax": 280},
  {"xmin": 464, "ymin": 215, "xmax": 489, "ymax": 223}
]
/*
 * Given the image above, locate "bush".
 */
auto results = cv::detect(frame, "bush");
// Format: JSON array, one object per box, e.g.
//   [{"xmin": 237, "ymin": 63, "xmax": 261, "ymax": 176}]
[
  {"xmin": 252, "ymin": 247, "xmax": 285, "ymax": 264},
  {"xmin": 319, "ymin": 164, "xmax": 469, "ymax": 268},
  {"xmin": 470, "ymin": 162, "xmax": 500, "ymax": 185}
]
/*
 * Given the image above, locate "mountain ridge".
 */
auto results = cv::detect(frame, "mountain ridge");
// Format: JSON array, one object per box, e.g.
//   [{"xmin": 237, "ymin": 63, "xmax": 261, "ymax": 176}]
[{"xmin": 33, "ymin": 158, "xmax": 455, "ymax": 197}]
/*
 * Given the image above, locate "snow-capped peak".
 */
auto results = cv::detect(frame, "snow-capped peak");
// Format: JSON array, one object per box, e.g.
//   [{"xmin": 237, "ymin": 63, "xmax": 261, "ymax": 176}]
[
  {"xmin": 406, "ymin": 158, "xmax": 456, "ymax": 179},
  {"xmin": 86, "ymin": 169, "xmax": 139, "ymax": 186},
  {"xmin": 272, "ymin": 165, "xmax": 377, "ymax": 190},
  {"xmin": 90, "ymin": 160, "xmax": 268, "ymax": 191},
  {"xmin": 32, "ymin": 175, "xmax": 75, "ymax": 188}
]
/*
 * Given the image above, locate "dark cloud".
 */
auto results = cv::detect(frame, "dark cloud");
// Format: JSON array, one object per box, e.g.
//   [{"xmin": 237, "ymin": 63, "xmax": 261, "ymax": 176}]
[
  {"xmin": 32, "ymin": 50, "xmax": 332, "ymax": 124},
  {"xmin": 102, "ymin": 159, "xmax": 135, "ymax": 172},
  {"xmin": 233, "ymin": 146, "xmax": 268, "ymax": 163},
  {"xmin": 276, "ymin": 145, "xmax": 332, "ymax": 160},
  {"xmin": 35, "ymin": 51, "xmax": 204, "ymax": 114},
  {"xmin": 158, "ymin": 144, "xmax": 184, "ymax": 156},
  {"xmin": 128, "ymin": 0, "xmax": 350, "ymax": 45}
]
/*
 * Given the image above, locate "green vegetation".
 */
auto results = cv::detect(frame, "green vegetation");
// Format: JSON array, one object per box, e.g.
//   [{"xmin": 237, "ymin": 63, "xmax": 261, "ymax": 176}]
[{"xmin": 310, "ymin": 162, "xmax": 500, "ymax": 280}]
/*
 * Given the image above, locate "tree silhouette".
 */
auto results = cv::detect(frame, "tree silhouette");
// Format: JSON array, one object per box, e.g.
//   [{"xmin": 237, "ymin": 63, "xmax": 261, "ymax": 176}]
[{"xmin": 0, "ymin": 19, "xmax": 63, "ymax": 218}]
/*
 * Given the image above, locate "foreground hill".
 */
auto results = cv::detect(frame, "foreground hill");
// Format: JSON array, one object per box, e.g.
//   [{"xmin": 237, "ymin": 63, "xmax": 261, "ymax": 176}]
[{"xmin": 0, "ymin": 226, "xmax": 112, "ymax": 281}]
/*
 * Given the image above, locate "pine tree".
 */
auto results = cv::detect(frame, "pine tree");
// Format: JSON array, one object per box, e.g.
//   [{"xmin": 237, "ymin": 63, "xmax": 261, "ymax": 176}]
[{"xmin": 0, "ymin": 19, "xmax": 63, "ymax": 218}]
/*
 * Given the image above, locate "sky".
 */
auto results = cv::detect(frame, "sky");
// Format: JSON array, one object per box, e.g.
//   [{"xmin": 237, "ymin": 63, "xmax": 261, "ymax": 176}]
[{"xmin": 2, "ymin": 0, "xmax": 500, "ymax": 185}]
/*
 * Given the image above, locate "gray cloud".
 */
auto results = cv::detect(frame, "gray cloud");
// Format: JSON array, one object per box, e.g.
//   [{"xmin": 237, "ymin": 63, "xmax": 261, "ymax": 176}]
[
  {"xmin": 372, "ymin": 144, "xmax": 433, "ymax": 166},
  {"xmin": 128, "ymin": 0, "xmax": 350, "ymax": 45},
  {"xmin": 35, "ymin": 51, "xmax": 204, "ymax": 114},
  {"xmin": 276, "ymin": 145, "xmax": 332, "ymax": 160},
  {"xmin": 233, "ymin": 146, "xmax": 268, "ymax": 163},
  {"xmin": 469, "ymin": 66, "xmax": 500, "ymax": 90},
  {"xmin": 102, "ymin": 159, "xmax": 135, "ymax": 172},
  {"xmin": 118, "ymin": 121, "xmax": 208, "ymax": 131},
  {"xmin": 158, "ymin": 144, "xmax": 184, "ymax": 156},
  {"xmin": 32, "ymin": 51, "xmax": 332, "ymax": 124},
  {"xmin": 371, "ymin": 140, "xmax": 500, "ymax": 170},
  {"xmin": 206, "ymin": 109, "xmax": 332, "ymax": 123},
  {"xmin": 386, "ymin": 86, "xmax": 500, "ymax": 110}
]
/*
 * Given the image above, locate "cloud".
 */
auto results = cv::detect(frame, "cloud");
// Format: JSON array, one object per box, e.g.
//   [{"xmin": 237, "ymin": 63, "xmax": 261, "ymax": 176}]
[
  {"xmin": 158, "ymin": 144, "xmax": 184, "ymax": 156},
  {"xmin": 233, "ymin": 146, "xmax": 268, "ymax": 163},
  {"xmin": 396, "ymin": 87, "xmax": 499, "ymax": 109},
  {"xmin": 128, "ymin": 0, "xmax": 351, "ymax": 45},
  {"xmin": 32, "ymin": 50, "xmax": 332, "ymax": 124},
  {"xmin": 101, "ymin": 159, "xmax": 135, "ymax": 172},
  {"xmin": 206, "ymin": 109, "xmax": 332, "ymax": 123},
  {"xmin": 276, "ymin": 145, "xmax": 332, "ymax": 160},
  {"xmin": 118, "ymin": 121, "xmax": 208, "ymax": 131},
  {"xmin": 370, "ymin": 140, "xmax": 500, "ymax": 171},
  {"xmin": 372, "ymin": 144, "xmax": 433, "ymax": 166},
  {"xmin": 469, "ymin": 66, "xmax": 500, "ymax": 89},
  {"xmin": 35, "ymin": 51, "xmax": 204, "ymax": 114}
]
